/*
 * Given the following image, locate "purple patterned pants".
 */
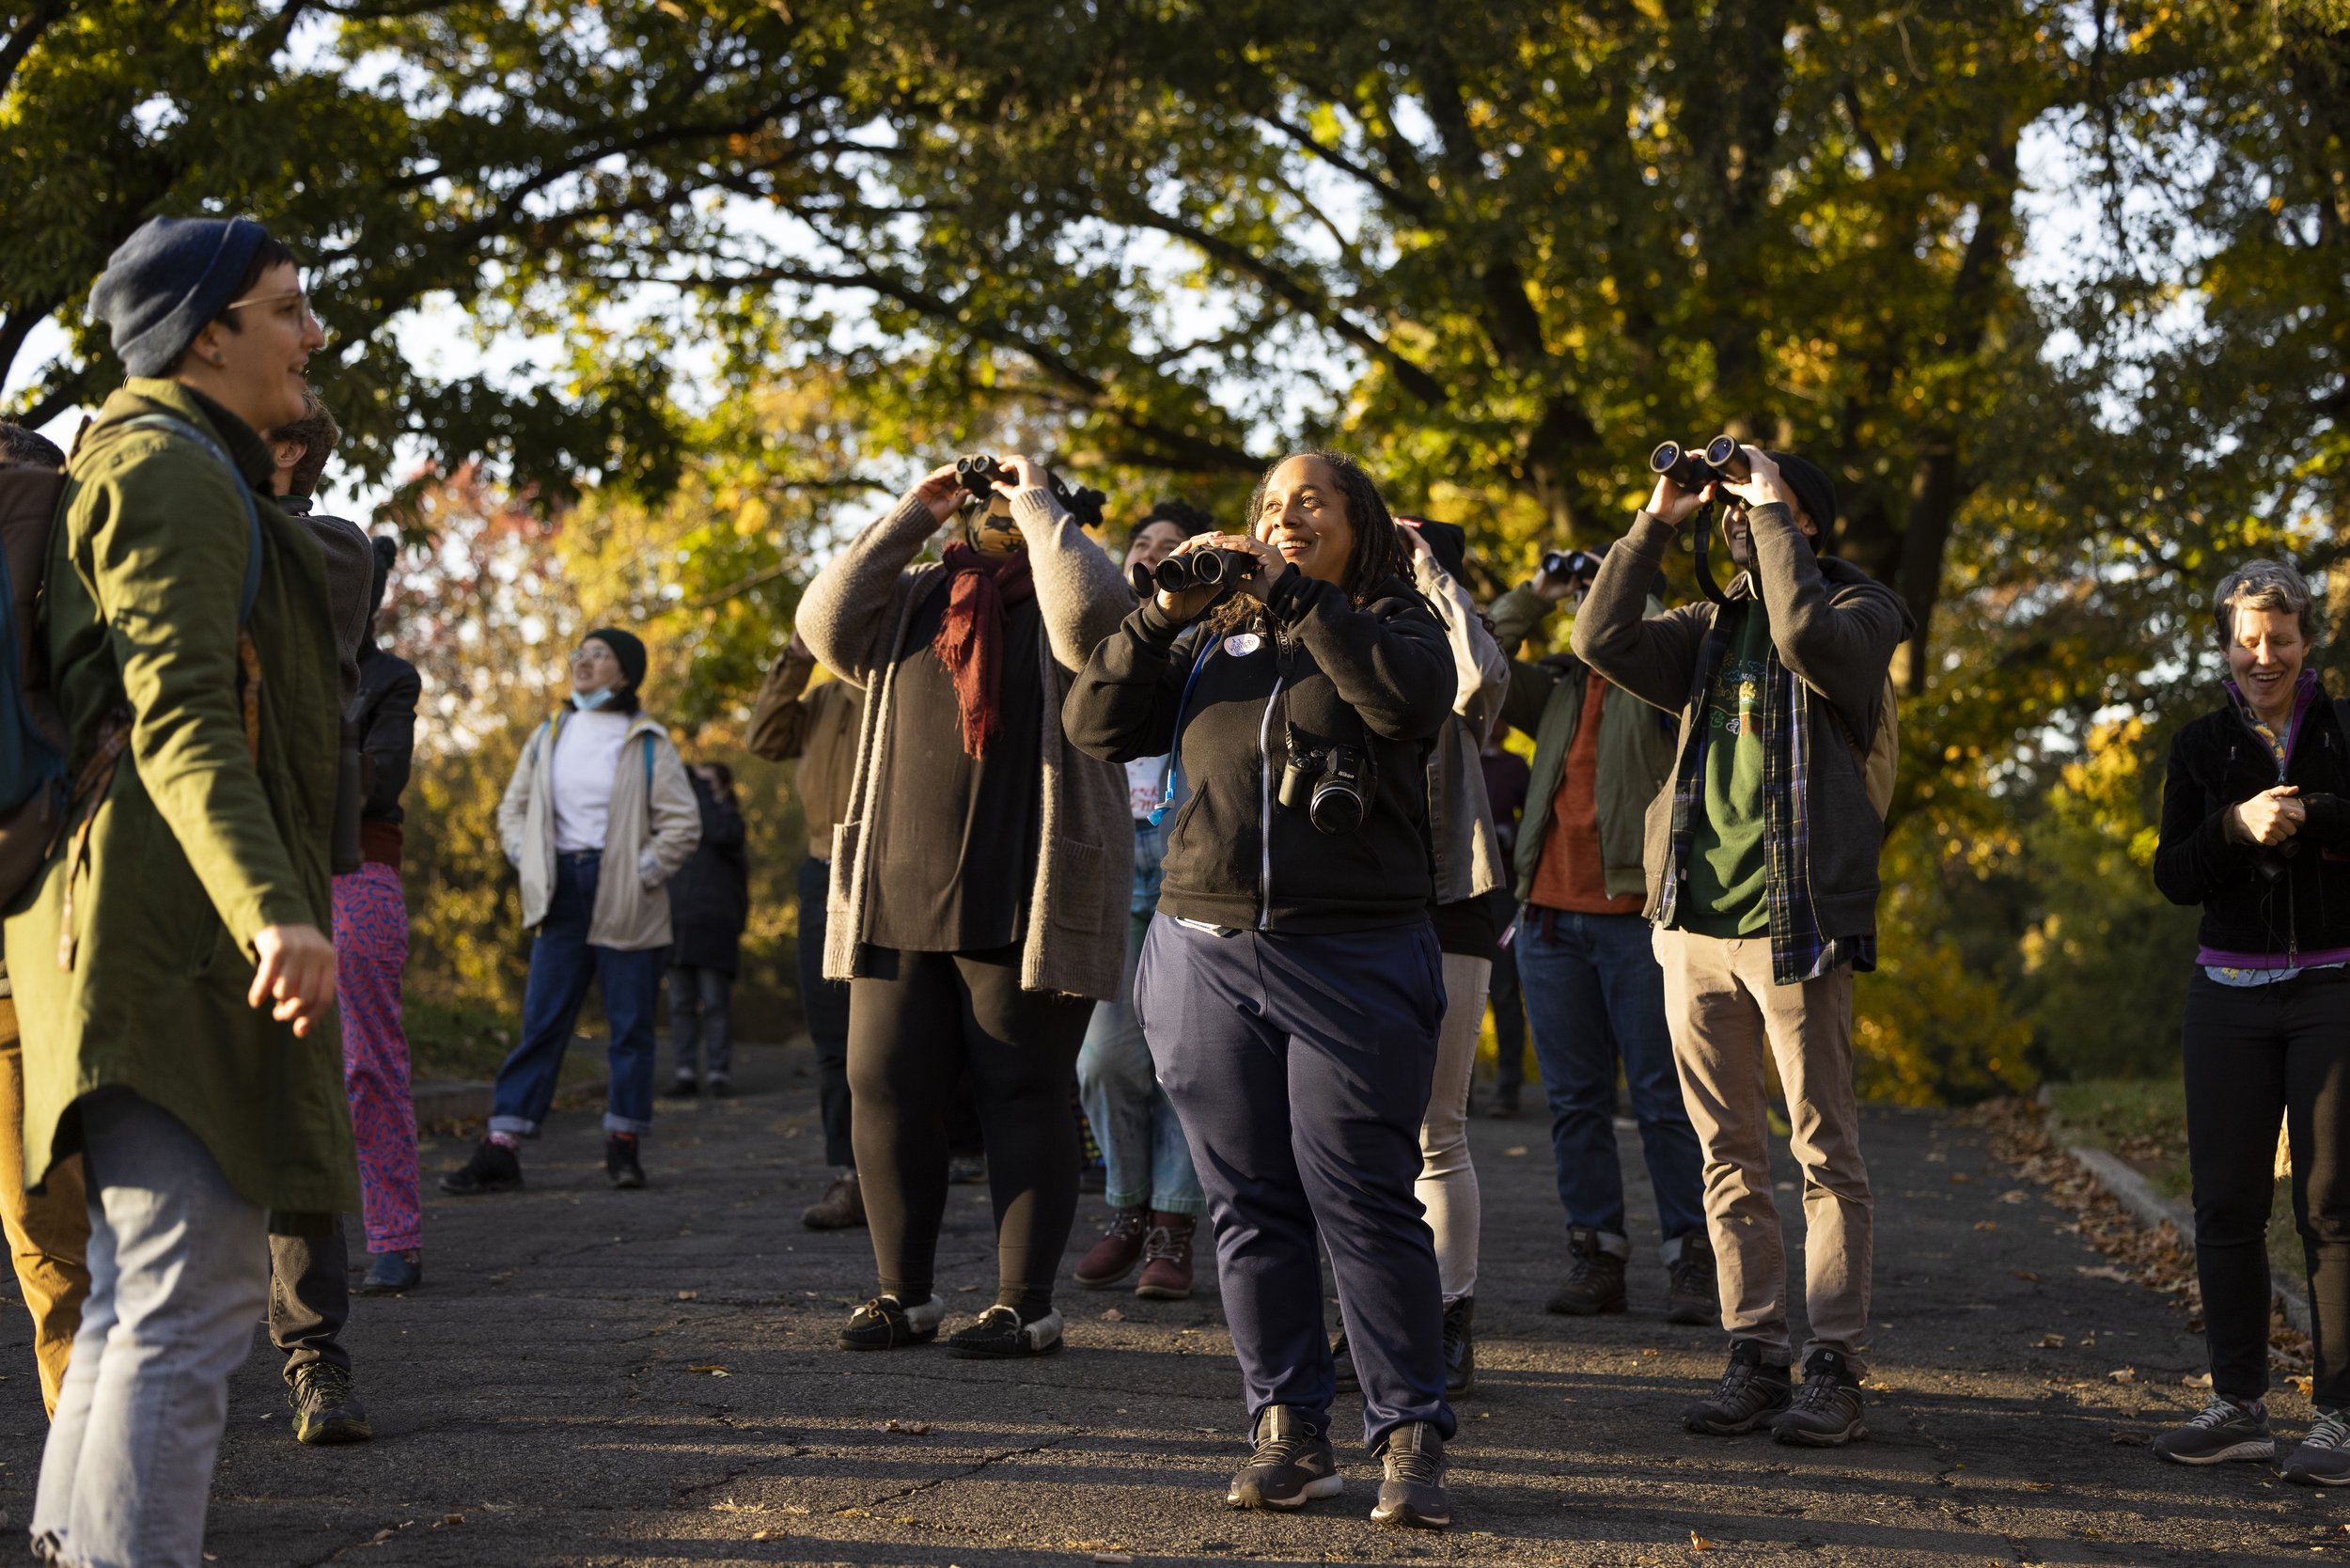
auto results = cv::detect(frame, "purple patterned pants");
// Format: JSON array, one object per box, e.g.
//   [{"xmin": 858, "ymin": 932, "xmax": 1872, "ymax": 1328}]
[{"xmin": 334, "ymin": 863, "xmax": 421, "ymax": 1253}]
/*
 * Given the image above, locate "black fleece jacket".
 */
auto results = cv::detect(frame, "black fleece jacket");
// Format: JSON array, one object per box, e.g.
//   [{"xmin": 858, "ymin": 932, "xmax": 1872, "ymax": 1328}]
[
  {"xmin": 2154, "ymin": 684, "xmax": 2350, "ymax": 959},
  {"xmin": 1063, "ymin": 566, "xmax": 1454, "ymax": 933}
]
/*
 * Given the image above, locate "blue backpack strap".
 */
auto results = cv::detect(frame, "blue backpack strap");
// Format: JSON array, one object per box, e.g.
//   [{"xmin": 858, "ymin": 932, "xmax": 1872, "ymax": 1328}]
[
  {"xmin": 109, "ymin": 414, "xmax": 264, "ymax": 622},
  {"xmin": 644, "ymin": 731, "xmax": 654, "ymax": 788}
]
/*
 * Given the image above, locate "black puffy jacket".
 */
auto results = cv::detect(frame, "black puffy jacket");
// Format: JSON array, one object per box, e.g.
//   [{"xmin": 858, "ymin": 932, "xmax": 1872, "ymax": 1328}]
[
  {"xmin": 2153, "ymin": 680, "xmax": 2350, "ymax": 960},
  {"xmin": 1064, "ymin": 567, "xmax": 1453, "ymax": 933}
]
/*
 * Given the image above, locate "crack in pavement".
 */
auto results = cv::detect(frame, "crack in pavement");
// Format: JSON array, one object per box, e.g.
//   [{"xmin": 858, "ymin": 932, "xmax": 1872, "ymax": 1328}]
[
  {"xmin": 842, "ymin": 1431, "xmax": 1083, "ymax": 1514},
  {"xmin": 1904, "ymin": 1403, "xmax": 2038, "ymax": 1565}
]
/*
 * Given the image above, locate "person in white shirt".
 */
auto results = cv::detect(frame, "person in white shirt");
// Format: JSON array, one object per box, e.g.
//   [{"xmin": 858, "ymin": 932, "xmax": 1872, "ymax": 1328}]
[{"xmin": 444, "ymin": 629, "xmax": 702, "ymax": 1194}]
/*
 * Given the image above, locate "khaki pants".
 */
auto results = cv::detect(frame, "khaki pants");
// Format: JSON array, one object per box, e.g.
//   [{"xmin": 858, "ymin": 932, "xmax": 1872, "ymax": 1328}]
[
  {"xmin": 0, "ymin": 997, "xmax": 91, "ymax": 1416},
  {"xmin": 1653, "ymin": 929, "xmax": 1871, "ymax": 1372}
]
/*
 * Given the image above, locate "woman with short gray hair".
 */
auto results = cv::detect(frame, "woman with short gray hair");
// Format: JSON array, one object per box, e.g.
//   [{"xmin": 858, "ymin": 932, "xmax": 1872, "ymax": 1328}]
[{"xmin": 2151, "ymin": 556, "xmax": 2350, "ymax": 1483}]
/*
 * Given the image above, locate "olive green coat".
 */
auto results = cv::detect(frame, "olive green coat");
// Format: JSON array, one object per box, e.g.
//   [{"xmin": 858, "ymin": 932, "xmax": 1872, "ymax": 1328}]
[{"xmin": 4, "ymin": 379, "xmax": 357, "ymax": 1222}]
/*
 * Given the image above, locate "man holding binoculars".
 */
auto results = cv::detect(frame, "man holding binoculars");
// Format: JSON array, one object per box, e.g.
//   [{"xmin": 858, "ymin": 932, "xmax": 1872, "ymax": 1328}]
[{"xmin": 1572, "ymin": 440, "xmax": 1910, "ymax": 1448}]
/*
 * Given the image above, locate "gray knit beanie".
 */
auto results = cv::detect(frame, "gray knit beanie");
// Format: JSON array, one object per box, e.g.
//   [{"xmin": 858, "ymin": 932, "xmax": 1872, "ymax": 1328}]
[{"xmin": 89, "ymin": 216, "xmax": 272, "ymax": 376}]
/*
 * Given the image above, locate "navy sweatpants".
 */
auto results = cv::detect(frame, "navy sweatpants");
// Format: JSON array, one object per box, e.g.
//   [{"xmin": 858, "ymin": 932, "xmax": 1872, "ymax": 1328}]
[{"xmin": 1136, "ymin": 914, "xmax": 1455, "ymax": 1449}]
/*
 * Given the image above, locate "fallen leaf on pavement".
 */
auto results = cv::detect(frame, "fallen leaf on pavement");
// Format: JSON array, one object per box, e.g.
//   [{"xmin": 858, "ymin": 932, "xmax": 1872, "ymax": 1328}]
[
  {"xmin": 1974, "ymin": 1220, "xmax": 1999, "ymax": 1231},
  {"xmin": 2108, "ymin": 1368, "xmax": 2138, "ymax": 1383},
  {"xmin": 1998, "ymin": 1189, "xmax": 2029, "ymax": 1204},
  {"xmin": 752, "ymin": 1529, "xmax": 782, "ymax": 1541},
  {"xmin": 2183, "ymin": 1372, "xmax": 2212, "ymax": 1388},
  {"xmin": 2109, "ymin": 1429, "xmax": 2150, "ymax": 1446},
  {"xmin": 1690, "ymin": 1531, "xmax": 1716, "ymax": 1550},
  {"xmin": 1640, "ymin": 1347, "xmax": 1659, "ymax": 1357},
  {"xmin": 688, "ymin": 1364, "xmax": 729, "ymax": 1376},
  {"xmin": 2076, "ymin": 1265, "xmax": 2134, "ymax": 1283},
  {"xmin": 1503, "ymin": 1146, "xmax": 1528, "ymax": 1156},
  {"xmin": 2294, "ymin": 1375, "xmax": 2316, "ymax": 1396},
  {"xmin": 437, "ymin": 1514, "xmax": 463, "ymax": 1527},
  {"xmin": 2035, "ymin": 1334, "xmax": 2064, "ymax": 1348},
  {"xmin": 1949, "ymin": 1171, "xmax": 1972, "ymax": 1184},
  {"xmin": 884, "ymin": 1419, "xmax": 934, "ymax": 1435},
  {"xmin": 2013, "ymin": 1270, "xmax": 2040, "ymax": 1282},
  {"xmin": 676, "ymin": 1290, "xmax": 699, "ymax": 1301},
  {"xmin": 1101, "ymin": 1308, "xmax": 1125, "ymax": 1321},
  {"xmin": 2021, "ymin": 1482, "xmax": 2052, "ymax": 1492}
]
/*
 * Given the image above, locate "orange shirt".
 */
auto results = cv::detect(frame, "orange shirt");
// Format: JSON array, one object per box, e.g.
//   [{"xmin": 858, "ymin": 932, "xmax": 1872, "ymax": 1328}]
[{"xmin": 1528, "ymin": 672, "xmax": 1645, "ymax": 916}]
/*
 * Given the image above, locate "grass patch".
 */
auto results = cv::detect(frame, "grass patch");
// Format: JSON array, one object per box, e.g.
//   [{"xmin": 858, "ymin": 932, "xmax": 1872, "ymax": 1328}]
[
  {"xmin": 404, "ymin": 994, "xmax": 608, "ymax": 1089},
  {"xmin": 2049, "ymin": 1076, "xmax": 2300, "ymax": 1281}
]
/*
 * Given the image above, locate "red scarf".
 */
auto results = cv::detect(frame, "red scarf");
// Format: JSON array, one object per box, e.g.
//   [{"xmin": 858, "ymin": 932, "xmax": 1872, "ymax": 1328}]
[{"xmin": 931, "ymin": 542, "xmax": 1035, "ymax": 759}]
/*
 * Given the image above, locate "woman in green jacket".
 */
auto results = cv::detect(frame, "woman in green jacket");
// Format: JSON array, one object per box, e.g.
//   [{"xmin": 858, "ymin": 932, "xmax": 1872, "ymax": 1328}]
[{"xmin": 8, "ymin": 215, "xmax": 352, "ymax": 1568}]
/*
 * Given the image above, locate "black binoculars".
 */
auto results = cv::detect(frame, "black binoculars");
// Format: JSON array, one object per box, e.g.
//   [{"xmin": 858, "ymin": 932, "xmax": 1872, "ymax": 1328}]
[
  {"xmin": 1649, "ymin": 435, "xmax": 1752, "ymax": 491},
  {"xmin": 1541, "ymin": 548, "xmax": 1602, "ymax": 582},
  {"xmin": 1132, "ymin": 547, "xmax": 1257, "ymax": 600},
  {"xmin": 954, "ymin": 454, "xmax": 1013, "ymax": 495}
]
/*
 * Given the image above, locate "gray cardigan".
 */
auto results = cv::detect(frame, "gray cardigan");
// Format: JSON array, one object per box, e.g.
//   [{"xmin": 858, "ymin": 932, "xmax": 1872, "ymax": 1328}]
[
  {"xmin": 797, "ymin": 486, "xmax": 1134, "ymax": 1001},
  {"xmin": 1412, "ymin": 553, "xmax": 1509, "ymax": 908}
]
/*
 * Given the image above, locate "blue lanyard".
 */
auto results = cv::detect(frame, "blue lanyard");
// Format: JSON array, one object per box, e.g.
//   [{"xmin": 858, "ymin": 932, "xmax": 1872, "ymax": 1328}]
[{"xmin": 1149, "ymin": 642, "xmax": 1219, "ymax": 826}]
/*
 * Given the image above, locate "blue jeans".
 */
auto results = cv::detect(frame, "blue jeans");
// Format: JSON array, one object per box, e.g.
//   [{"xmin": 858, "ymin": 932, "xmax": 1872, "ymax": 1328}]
[
  {"xmin": 34, "ymin": 1090, "xmax": 270, "ymax": 1568},
  {"xmin": 1515, "ymin": 907, "xmax": 1705, "ymax": 1254},
  {"xmin": 1078, "ymin": 825, "xmax": 1205, "ymax": 1215},
  {"xmin": 492, "ymin": 851, "xmax": 665, "ymax": 1137}
]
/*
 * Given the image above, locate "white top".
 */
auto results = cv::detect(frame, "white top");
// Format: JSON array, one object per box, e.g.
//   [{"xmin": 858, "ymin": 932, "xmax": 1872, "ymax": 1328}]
[
  {"xmin": 552, "ymin": 708, "xmax": 634, "ymax": 853},
  {"xmin": 1125, "ymin": 756, "xmax": 1168, "ymax": 822}
]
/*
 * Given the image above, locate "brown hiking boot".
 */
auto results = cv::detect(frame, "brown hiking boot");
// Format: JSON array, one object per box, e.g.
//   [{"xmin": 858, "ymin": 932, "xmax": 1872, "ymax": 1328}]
[
  {"xmin": 1073, "ymin": 1206, "xmax": 1149, "ymax": 1288},
  {"xmin": 801, "ymin": 1172, "xmax": 866, "ymax": 1231},
  {"xmin": 1545, "ymin": 1226, "xmax": 1627, "ymax": 1315},
  {"xmin": 1135, "ymin": 1213, "xmax": 1197, "ymax": 1299}
]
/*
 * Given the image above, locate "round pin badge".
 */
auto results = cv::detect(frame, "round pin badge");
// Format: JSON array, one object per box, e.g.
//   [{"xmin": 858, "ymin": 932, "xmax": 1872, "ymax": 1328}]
[{"xmin": 1223, "ymin": 632, "xmax": 1262, "ymax": 657}]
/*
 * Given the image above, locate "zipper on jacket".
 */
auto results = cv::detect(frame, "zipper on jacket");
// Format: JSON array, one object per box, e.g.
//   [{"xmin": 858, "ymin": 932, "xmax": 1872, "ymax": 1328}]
[{"xmin": 1257, "ymin": 669, "xmax": 1285, "ymax": 931}]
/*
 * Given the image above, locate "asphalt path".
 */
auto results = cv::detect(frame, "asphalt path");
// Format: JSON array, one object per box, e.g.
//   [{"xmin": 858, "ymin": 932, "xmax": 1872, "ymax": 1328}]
[{"xmin": 0, "ymin": 1043, "xmax": 2323, "ymax": 1564}]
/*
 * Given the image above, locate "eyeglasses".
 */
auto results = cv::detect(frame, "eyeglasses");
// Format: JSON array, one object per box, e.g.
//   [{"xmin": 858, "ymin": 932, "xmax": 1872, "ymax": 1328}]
[{"xmin": 223, "ymin": 287, "xmax": 321, "ymax": 331}]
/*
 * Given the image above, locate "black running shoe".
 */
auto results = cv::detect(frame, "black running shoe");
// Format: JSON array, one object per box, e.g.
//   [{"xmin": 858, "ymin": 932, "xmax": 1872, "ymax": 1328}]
[
  {"xmin": 288, "ymin": 1364, "xmax": 372, "ymax": 1445},
  {"xmin": 2152, "ymin": 1395, "xmax": 2275, "ymax": 1466},
  {"xmin": 438, "ymin": 1138, "xmax": 522, "ymax": 1196},
  {"xmin": 2281, "ymin": 1410, "xmax": 2350, "ymax": 1485},
  {"xmin": 946, "ymin": 1305, "xmax": 1064, "ymax": 1358},
  {"xmin": 1228, "ymin": 1405, "xmax": 1342, "ymax": 1511},
  {"xmin": 605, "ymin": 1136, "xmax": 647, "ymax": 1189},
  {"xmin": 1370, "ymin": 1420, "xmax": 1449, "ymax": 1529},
  {"xmin": 1772, "ymin": 1348, "xmax": 1867, "ymax": 1447},
  {"xmin": 839, "ymin": 1293, "xmax": 946, "ymax": 1351},
  {"xmin": 1683, "ymin": 1340, "xmax": 1793, "ymax": 1435},
  {"xmin": 1442, "ymin": 1297, "xmax": 1476, "ymax": 1398}
]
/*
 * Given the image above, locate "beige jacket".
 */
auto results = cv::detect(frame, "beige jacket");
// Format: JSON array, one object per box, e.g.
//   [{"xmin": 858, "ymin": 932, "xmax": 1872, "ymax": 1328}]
[
  {"xmin": 797, "ymin": 486, "xmax": 1131, "ymax": 1000},
  {"xmin": 1413, "ymin": 553, "xmax": 1510, "ymax": 907},
  {"xmin": 496, "ymin": 707, "xmax": 702, "ymax": 950}
]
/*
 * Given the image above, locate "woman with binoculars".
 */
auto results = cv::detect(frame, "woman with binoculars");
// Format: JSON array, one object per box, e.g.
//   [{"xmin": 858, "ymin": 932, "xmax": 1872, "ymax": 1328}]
[
  {"xmin": 796, "ymin": 452, "xmax": 1130, "ymax": 1362},
  {"xmin": 1066, "ymin": 450, "xmax": 1460, "ymax": 1531}
]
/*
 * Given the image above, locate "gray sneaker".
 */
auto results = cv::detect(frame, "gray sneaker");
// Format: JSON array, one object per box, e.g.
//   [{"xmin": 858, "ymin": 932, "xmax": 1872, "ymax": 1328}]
[
  {"xmin": 2281, "ymin": 1409, "xmax": 2350, "ymax": 1484},
  {"xmin": 1370, "ymin": 1420, "xmax": 1450, "ymax": 1529},
  {"xmin": 1683, "ymin": 1340, "xmax": 1792, "ymax": 1435},
  {"xmin": 288, "ymin": 1363, "xmax": 371, "ymax": 1445},
  {"xmin": 1228, "ymin": 1405, "xmax": 1342, "ymax": 1511},
  {"xmin": 2152, "ymin": 1395, "xmax": 2275, "ymax": 1466},
  {"xmin": 1771, "ymin": 1348, "xmax": 1867, "ymax": 1447}
]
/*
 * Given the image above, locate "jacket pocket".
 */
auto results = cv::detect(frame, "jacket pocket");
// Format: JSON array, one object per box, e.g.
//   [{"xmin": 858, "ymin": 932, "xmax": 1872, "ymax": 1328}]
[{"xmin": 1049, "ymin": 837, "xmax": 1109, "ymax": 933}]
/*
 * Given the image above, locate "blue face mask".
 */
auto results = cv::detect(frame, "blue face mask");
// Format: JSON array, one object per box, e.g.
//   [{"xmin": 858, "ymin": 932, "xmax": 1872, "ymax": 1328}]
[{"xmin": 572, "ymin": 685, "xmax": 616, "ymax": 712}]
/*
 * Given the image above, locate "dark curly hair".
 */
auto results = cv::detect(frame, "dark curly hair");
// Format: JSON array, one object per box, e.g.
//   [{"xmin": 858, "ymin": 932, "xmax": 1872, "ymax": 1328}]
[
  {"xmin": 1128, "ymin": 497, "xmax": 1215, "ymax": 547},
  {"xmin": 1246, "ymin": 449, "xmax": 1411, "ymax": 604}
]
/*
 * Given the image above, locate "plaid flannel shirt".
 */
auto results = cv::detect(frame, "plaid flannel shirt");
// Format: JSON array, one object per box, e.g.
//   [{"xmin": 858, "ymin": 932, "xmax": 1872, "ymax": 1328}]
[{"xmin": 1657, "ymin": 606, "xmax": 1877, "ymax": 988}]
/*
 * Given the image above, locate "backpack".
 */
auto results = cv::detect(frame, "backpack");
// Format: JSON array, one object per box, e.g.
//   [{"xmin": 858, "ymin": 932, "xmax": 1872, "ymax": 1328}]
[{"xmin": 0, "ymin": 414, "xmax": 263, "ymax": 911}]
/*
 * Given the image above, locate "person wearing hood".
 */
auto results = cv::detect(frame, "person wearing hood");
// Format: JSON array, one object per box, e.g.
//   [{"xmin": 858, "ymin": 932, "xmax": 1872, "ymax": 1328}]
[
  {"xmin": 444, "ymin": 627, "xmax": 701, "ymax": 1194},
  {"xmin": 1572, "ymin": 446, "xmax": 1911, "ymax": 1449}
]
